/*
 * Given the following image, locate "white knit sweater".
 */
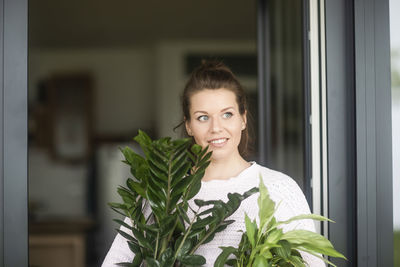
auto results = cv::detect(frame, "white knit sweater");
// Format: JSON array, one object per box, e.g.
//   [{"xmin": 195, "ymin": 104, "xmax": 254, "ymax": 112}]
[{"xmin": 102, "ymin": 162, "xmax": 325, "ymax": 266}]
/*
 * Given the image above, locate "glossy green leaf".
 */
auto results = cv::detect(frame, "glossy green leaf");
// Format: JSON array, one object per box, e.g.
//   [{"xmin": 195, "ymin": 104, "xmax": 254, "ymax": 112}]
[
  {"xmin": 171, "ymin": 175, "xmax": 193, "ymax": 199},
  {"xmin": 214, "ymin": 246, "xmax": 237, "ymax": 267},
  {"xmin": 277, "ymin": 214, "xmax": 333, "ymax": 227},
  {"xmin": 116, "ymin": 229, "xmax": 137, "ymax": 242},
  {"xmin": 131, "ymin": 228, "xmax": 154, "ymax": 251},
  {"xmin": 254, "ymin": 255, "xmax": 270, "ymax": 267},
  {"xmin": 176, "ymin": 238, "xmax": 192, "ymax": 258},
  {"xmin": 127, "ymin": 241, "xmax": 141, "ymax": 254},
  {"xmin": 282, "ymin": 230, "xmax": 346, "ymax": 259},
  {"xmin": 274, "ymin": 240, "xmax": 291, "ymax": 260},
  {"xmin": 186, "ymin": 179, "xmax": 202, "ymax": 199},
  {"xmin": 190, "ymin": 144, "xmax": 202, "ymax": 154},
  {"xmin": 159, "ymin": 247, "xmax": 174, "ymax": 266},
  {"xmin": 145, "ymin": 258, "xmax": 161, "ymax": 267},
  {"xmin": 192, "ymin": 216, "xmax": 217, "ymax": 229},
  {"xmin": 245, "ymin": 214, "xmax": 256, "ymax": 247},
  {"xmin": 179, "ymin": 254, "xmax": 206, "ymax": 265},
  {"xmin": 258, "ymin": 176, "xmax": 275, "ymax": 230},
  {"xmin": 265, "ymin": 228, "xmax": 283, "ymax": 245},
  {"xmin": 116, "ymin": 262, "xmax": 136, "ymax": 267},
  {"xmin": 113, "ymin": 219, "xmax": 133, "ymax": 231},
  {"xmin": 127, "ymin": 179, "xmax": 146, "ymax": 197}
]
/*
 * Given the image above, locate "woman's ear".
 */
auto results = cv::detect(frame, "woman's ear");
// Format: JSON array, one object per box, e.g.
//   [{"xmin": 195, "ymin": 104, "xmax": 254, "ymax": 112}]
[
  {"xmin": 241, "ymin": 111, "xmax": 247, "ymax": 130},
  {"xmin": 185, "ymin": 118, "xmax": 193, "ymax": 136}
]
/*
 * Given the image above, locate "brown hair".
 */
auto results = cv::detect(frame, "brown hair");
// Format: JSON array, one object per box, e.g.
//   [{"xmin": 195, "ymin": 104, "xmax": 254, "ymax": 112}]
[{"xmin": 180, "ymin": 60, "xmax": 252, "ymax": 158}]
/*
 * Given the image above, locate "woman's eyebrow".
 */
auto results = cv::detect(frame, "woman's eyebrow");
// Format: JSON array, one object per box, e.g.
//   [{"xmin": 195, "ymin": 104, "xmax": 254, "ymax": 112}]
[
  {"xmin": 193, "ymin": 110, "xmax": 208, "ymax": 114},
  {"xmin": 221, "ymin": 107, "xmax": 235, "ymax": 112}
]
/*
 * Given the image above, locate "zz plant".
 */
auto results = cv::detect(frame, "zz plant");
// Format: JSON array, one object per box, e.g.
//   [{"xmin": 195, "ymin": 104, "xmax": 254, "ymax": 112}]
[
  {"xmin": 215, "ymin": 177, "xmax": 346, "ymax": 267},
  {"xmin": 109, "ymin": 131, "xmax": 257, "ymax": 267}
]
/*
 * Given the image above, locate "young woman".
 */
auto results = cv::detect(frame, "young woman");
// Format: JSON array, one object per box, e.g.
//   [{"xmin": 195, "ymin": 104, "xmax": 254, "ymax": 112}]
[{"xmin": 102, "ymin": 62, "xmax": 325, "ymax": 266}]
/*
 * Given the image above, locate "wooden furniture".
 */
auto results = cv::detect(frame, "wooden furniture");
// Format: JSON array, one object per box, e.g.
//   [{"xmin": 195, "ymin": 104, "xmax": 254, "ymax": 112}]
[{"xmin": 29, "ymin": 218, "xmax": 94, "ymax": 267}]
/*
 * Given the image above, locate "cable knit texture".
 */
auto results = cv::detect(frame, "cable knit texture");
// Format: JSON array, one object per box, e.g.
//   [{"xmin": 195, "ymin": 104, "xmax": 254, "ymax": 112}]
[{"xmin": 102, "ymin": 162, "xmax": 325, "ymax": 266}]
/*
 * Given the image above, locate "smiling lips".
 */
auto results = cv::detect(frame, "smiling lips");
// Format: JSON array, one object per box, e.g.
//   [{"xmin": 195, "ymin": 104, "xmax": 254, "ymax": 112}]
[{"xmin": 208, "ymin": 138, "xmax": 229, "ymax": 147}]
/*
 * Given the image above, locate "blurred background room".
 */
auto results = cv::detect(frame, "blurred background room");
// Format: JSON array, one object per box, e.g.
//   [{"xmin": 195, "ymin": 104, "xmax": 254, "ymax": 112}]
[{"xmin": 28, "ymin": 1, "xmax": 311, "ymax": 266}]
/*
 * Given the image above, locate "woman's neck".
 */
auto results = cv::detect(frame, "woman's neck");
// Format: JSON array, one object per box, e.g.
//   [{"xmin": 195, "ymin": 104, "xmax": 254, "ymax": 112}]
[{"xmin": 201, "ymin": 154, "xmax": 251, "ymax": 182}]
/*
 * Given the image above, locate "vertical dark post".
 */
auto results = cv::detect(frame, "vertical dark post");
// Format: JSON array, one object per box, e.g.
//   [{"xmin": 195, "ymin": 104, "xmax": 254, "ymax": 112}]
[
  {"xmin": 302, "ymin": 0, "xmax": 312, "ymax": 206},
  {"xmin": 0, "ymin": 0, "xmax": 4, "ymax": 263},
  {"xmin": 0, "ymin": 0, "xmax": 28, "ymax": 266},
  {"xmin": 257, "ymin": 0, "xmax": 271, "ymax": 165},
  {"xmin": 325, "ymin": 0, "xmax": 357, "ymax": 266},
  {"xmin": 354, "ymin": 0, "xmax": 393, "ymax": 266}
]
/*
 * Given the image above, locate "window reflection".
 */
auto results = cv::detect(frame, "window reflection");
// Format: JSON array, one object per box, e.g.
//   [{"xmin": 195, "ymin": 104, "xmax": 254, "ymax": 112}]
[{"xmin": 389, "ymin": 0, "xmax": 400, "ymax": 266}]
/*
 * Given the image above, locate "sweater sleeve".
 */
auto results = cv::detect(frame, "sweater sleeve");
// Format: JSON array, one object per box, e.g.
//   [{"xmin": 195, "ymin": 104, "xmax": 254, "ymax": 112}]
[
  {"xmin": 264, "ymin": 172, "xmax": 326, "ymax": 267},
  {"xmin": 101, "ymin": 217, "xmax": 134, "ymax": 267}
]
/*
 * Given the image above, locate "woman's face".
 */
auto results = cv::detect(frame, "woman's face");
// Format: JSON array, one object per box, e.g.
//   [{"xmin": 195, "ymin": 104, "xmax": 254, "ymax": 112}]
[{"xmin": 185, "ymin": 88, "xmax": 246, "ymax": 161}]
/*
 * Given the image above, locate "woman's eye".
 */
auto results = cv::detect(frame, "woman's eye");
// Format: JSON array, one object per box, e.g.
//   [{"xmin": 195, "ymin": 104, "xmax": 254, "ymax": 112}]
[
  {"xmin": 222, "ymin": 112, "xmax": 233, "ymax": 119},
  {"xmin": 197, "ymin": 115, "xmax": 209, "ymax": 122}
]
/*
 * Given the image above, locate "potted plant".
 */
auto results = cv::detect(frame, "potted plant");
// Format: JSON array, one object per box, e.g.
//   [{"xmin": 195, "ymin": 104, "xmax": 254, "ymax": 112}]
[
  {"xmin": 108, "ymin": 131, "xmax": 258, "ymax": 266},
  {"xmin": 214, "ymin": 177, "xmax": 346, "ymax": 267}
]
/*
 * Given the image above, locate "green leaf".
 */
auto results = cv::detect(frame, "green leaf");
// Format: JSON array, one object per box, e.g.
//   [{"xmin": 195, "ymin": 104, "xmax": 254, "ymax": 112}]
[
  {"xmin": 126, "ymin": 179, "xmax": 146, "ymax": 198},
  {"xmin": 214, "ymin": 246, "xmax": 237, "ymax": 267},
  {"xmin": 288, "ymin": 255, "xmax": 305, "ymax": 267},
  {"xmin": 265, "ymin": 228, "xmax": 283, "ymax": 245},
  {"xmin": 258, "ymin": 176, "xmax": 276, "ymax": 231},
  {"xmin": 245, "ymin": 214, "xmax": 256, "ymax": 247},
  {"xmin": 145, "ymin": 258, "xmax": 161, "ymax": 267},
  {"xmin": 159, "ymin": 247, "xmax": 174, "ymax": 266},
  {"xmin": 135, "ymin": 129, "xmax": 152, "ymax": 144},
  {"xmin": 186, "ymin": 179, "xmax": 202, "ymax": 199},
  {"xmin": 113, "ymin": 219, "xmax": 133, "ymax": 231},
  {"xmin": 274, "ymin": 240, "xmax": 291, "ymax": 260},
  {"xmin": 171, "ymin": 175, "xmax": 193, "ymax": 199},
  {"xmin": 176, "ymin": 238, "xmax": 192, "ymax": 258},
  {"xmin": 190, "ymin": 144, "xmax": 202, "ymax": 154},
  {"xmin": 282, "ymin": 230, "xmax": 346, "ymax": 259},
  {"xmin": 177, "ymin": 205, "xmax": 190, "ymax": 224},
  {"xmin": 276, "ymin": 214, "xmax": 333, "ymax": 227},
  {"xmin": 116, "ymin": 229, "xmax": 136, "ymax": 242},
  {"xmin": 179, "ymin": 254, "xmax": 206, "ymax": 265},
  {"xmin": 127, "ymin": 241, "xmax": 141, "ymax": 254},
  {"xmin": 109, "ymin": 206, "xmax": 128, "ymax": 217},
  {"xmin": 116, "ymin": 262, "xmax": 136, "ymax": 267},
  {"xmin": 131, "ymin": 228, "xmax": 154, "ymax": 251},
  {"xmin": 192, "ymin": 216, "xmax": 217, "ymax": 229},
  {"xmin": 253, "ymin": 255, "xmax": 270, "ymax": 267},
  {"xmin": 295, "ymin": 247, "xmax": 340, "ymax": 267}
]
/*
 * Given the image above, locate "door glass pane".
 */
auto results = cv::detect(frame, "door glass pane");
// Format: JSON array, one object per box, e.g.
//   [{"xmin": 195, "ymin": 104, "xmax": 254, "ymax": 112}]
[
  {"xmin": 267, "ymin": 0, "xmax": 308, "ymax": 196},
  {"xmin": 389, "ymin": 0, "xmax": 400, "ymax": 266},
  {"xmin": 28, "ymin": 1, "xmax": 257, "ymax": 266}
]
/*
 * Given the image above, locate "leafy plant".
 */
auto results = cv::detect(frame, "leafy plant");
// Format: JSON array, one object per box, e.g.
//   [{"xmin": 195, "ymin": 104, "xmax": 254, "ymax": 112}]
[
  {"xmin": 215, "ymin": 177, "xmax": 346, "ymax": 267},
  {"xmin": 109, "ymin": 130, "xmax": 258, "ymax": 267}
]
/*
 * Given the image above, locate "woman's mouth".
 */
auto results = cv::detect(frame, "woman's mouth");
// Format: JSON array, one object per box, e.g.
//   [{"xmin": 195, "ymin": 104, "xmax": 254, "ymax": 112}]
[{"xmin": 208, "ymin": 138, "xmax": 228, "ymax": 147}]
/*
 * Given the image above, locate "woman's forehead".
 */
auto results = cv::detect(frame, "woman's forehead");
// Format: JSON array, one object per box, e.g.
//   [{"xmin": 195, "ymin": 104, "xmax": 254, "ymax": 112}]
[{"xmin": 190, "ymin": 88, "xmax": 238, "ymax": 111}]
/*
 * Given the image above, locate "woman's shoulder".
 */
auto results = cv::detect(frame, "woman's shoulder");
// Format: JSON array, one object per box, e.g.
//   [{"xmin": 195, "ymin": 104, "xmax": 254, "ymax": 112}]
[
  {"xmin": 250, "ymin": 162, "xmax": 296, "ymax": 184},
  {"xmin": 251, "ymin": 162, "xmax": 311, "ymax": 215},
  {"xmin": 249, "ymin": 162, "xmax": 304, "ymax": 199}
]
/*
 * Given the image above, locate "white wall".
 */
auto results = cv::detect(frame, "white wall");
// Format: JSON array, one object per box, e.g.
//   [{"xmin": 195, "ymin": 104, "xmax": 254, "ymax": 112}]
[{"xmin": 29, "ymin": 47, "xmax": 155, "ymax": 136}]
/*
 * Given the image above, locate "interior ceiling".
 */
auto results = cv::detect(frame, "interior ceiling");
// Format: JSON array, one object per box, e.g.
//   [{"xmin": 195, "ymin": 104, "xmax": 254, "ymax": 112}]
[{"xmin": 29, "ymin": 0, "xmax": 257, "ymax": 48}]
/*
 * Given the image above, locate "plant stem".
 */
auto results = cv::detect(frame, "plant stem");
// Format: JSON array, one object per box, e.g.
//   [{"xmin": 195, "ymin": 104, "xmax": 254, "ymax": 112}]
[
  {"xmin": 154, "ymin": 232, "xmax": 159, "ymax": 259},
  {"xmin": 189, "ymin": 219, "xmax": 224, "ymax": 254},
  {"xmin": 173, "ymin": 208, "xmax": 198, "ymax": 260},
  {"xmin": 166, "ymin": 154, "xmax": 173, "ymax": 214}
]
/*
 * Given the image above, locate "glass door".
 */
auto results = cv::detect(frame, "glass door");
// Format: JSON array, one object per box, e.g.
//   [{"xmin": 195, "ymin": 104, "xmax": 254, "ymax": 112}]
[{"xmin": 389, "ymin": 0, "xmax": 400, "ymax": 265}]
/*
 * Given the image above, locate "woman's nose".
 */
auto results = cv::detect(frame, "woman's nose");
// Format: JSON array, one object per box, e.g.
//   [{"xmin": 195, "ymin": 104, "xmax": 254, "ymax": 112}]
[{"xmin": 210, "ymin": 117, "xmax": 222, "ymax": 133}]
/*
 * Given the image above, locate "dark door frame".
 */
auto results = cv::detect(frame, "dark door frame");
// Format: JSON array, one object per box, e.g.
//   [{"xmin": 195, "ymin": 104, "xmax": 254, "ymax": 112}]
[{"xmin": 0, "ymin": 0, "xmax": 28, "ymax": 266}]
